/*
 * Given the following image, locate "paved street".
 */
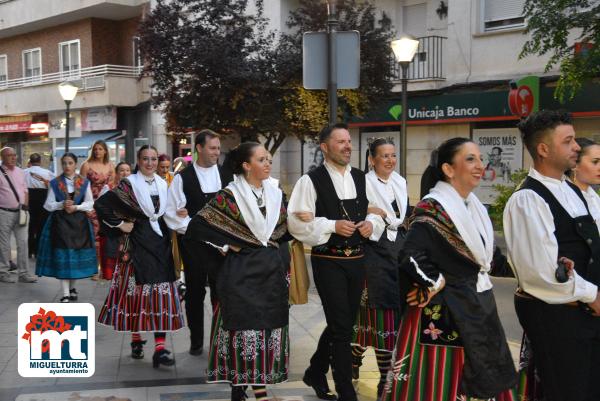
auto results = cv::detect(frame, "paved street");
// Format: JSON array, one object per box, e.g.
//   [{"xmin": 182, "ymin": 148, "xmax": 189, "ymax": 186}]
[{"xmin": 0, "ymin": 253, "xmax": 522, "ymax": 401}]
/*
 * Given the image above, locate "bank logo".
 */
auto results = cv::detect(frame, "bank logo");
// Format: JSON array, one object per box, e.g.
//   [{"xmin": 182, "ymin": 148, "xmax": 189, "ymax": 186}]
[
  {"xmin": 18, "ymin": 303, "xmax": 95, "ymax": 377},
  {"xmin": 508, "ymin": 75, "xmax": 540, "ymax": 117}
]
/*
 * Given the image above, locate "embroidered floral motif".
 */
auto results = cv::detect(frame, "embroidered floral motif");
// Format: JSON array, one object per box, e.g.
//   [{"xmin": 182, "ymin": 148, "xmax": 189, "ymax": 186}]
[
  {"xmin": 423, "ymin": 322, "xmax": 443, "ymax": 340},
  {"xmin": 420, "ymin": 304, "xmax": 461, "ymax": 346}
]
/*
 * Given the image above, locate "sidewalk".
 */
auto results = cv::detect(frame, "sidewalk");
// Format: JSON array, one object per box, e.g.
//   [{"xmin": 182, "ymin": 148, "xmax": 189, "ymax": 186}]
[{"xmin": 0, "ymin": 258, "xmax": 522, "ymax": 401}]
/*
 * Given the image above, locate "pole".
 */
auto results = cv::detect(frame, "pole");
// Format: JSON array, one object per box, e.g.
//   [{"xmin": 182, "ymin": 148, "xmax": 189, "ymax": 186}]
[
  {"xmin": 327, "ymin": 0, "xmax": 338, "ymax": 125},
  {"xmin": 400, "ymin": 62, "xmax": 409, "ymax": 177},
  {"xmin": 64, "ymin": 100, "xmax": 71, "ymax": 153}
]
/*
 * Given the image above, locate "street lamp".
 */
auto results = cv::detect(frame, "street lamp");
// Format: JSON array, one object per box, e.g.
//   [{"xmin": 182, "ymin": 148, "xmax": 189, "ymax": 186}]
[
  {"xmin": 391, "ymin": 35, "xmax": 419, "ymax": 177},
  {"xmin": 58, "ymin": 81, "xmax": 78, "ymax": 153},
  {"xmin": 326, "ymin": 0, "xmax": 339, "ymax": 125}
]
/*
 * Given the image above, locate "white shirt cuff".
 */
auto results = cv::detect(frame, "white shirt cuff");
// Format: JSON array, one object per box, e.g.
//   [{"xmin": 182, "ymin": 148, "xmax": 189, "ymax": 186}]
[{"xmin": 574, "ymin": 273, "xmax": 598, "ymax": 303}]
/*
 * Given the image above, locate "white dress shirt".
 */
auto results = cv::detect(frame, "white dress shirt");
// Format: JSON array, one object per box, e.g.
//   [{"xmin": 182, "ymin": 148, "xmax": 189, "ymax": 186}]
[
  {"xmin": 287, "ymin": 161, "xmax": 385, "ymax": 247},
  {"xmin": 503, "ymin": 167, "xmax": 598, "ymax": 304},
  {"xmin": 165, "ymin": 163, "xmax": 221, "ymax": 234},
  {"xmin": 43, "ymin": 176, "xmax": 94, "ymax": 212},
  {"xmin": 24, "ymin": 166, "xmax": 55, "ymax": 189},
  {"xmin": 582, "ymin": 186, "xmax": 600, "ymax": 235}
]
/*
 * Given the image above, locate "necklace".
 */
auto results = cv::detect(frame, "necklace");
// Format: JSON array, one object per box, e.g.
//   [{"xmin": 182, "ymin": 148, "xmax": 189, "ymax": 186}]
[{"xmin": 251, "ymin": 186, "xmax": 265, "ymax": 207}]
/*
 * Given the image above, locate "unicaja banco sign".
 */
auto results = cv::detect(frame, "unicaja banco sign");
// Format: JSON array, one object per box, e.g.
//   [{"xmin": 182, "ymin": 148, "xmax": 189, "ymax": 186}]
[{"xmin": 18, "ymin": 303, "xmax": 95, "ymax": 377}]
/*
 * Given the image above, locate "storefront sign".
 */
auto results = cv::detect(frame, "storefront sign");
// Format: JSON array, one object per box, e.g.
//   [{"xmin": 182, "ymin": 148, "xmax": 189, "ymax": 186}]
[
  {"xmin": 81, "ymin": 107, "xmax": 117, "ymax": 131},
  {"xmin": 472, "ymin": 128, "xmax": 523, "ymax": 204},
  {"xmin": 508, "ymin": 76, "xmax": 540, "ymax": 117},
  {"xmin": 48, "ymin": 111, "xmax": 82, "ymax": 138},
  {"xmin": 0, "ymin": 115, "xmax": 32, "ymax": 133}
]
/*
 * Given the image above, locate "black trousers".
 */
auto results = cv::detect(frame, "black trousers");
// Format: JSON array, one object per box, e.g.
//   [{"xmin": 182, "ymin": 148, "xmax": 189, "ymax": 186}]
[
  {"xmin": 179, "ymin": 236, "xmax": 220, "ymax": 348},
  {"xmin": 28, "ymin": 188, "xmax": 48, "ymax": 257},
  {"xmin": 515, "ymin": 294, "xmax": 600, "ymax": 401},
  {"xmin": 309, "ymin": 256, "xmax": 365, "ymax": 400}
]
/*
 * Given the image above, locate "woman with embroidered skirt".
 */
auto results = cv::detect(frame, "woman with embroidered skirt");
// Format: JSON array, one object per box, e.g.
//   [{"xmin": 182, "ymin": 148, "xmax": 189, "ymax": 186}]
[
  {"xmin": 351, "ymin": 138, "xmax": 409, "ymax": 398},
  {"xmin": 96, "ymin": 145, "xmax": 184, "ymax": 368},
  {"xmin": 184, "ymin": 142, "xmax": 291, "ymax": 401},
  {"xmin": 517, "ymin": 137, "xmax": 600, "ymax": 401},
  {"xmin": 36, "ymin": 153, "xmax": 97, "ymax": 302},
  {"xmin": 382, "ymin": 138, "xmax": 517, "ymax": 401}
]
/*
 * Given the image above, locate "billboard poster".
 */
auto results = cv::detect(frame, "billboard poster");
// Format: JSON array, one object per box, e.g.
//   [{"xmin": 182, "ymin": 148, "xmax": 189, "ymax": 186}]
[
  {"xmin": 473, "ymin": 128, "xmax": 523, "ymax": 204},
  {"xmin": 303, "ymin": 139, "xmax": 324, "ymax": 174},
  {"xmin": 360, "ymin": 131, "xmax": 400, "ymax": 173}
]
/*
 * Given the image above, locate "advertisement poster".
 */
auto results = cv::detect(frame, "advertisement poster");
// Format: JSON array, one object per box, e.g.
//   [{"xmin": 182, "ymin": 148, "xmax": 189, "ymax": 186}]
[
  {"xmin": 473, "ymin": 128, "xmax": 523, "ymax": 204},
  {"xmin": 48, "ymin": 111, "xmax": 82, "ymax": 138},
  {"xmin": 360, "ymin": 131, "xmax": 400, "ymax": 173},
  {"xmin": 81, "ymin": 107, "xmax": 117, "ymax": 131},
  {"xmin": 303, "ymin": 139, "xmax": 324, "ymax": 174}
]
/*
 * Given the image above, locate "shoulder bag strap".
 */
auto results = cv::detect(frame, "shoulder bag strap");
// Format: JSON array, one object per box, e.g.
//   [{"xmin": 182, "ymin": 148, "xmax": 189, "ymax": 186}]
[{"xmin": 0, "ymin": 165, "xmax": 22, "ymax": 205}]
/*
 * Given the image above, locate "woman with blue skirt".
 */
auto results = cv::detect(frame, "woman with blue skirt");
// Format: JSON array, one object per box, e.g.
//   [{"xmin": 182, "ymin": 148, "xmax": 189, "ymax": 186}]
[{"xmin": 36, "ymin": 152, "xmax": 97, "ymax": 302}]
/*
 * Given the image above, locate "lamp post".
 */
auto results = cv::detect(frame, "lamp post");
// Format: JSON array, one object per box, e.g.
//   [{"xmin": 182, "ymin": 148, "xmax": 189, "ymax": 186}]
[
  {"xmin": 326, "ymin": 0, "xmax": 338, "ymax": 125},
  {"xmin": 58, "ymin": 81, "xmax": 79, "ymax": 153},
  {"xmin": 391, "ymin": 36, "xmax": 419, "ymax": 177}
]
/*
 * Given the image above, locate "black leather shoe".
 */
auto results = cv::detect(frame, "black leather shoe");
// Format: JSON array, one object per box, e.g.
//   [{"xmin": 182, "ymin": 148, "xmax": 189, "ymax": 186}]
[
  {"xmin": 69, "ymin": 288, "xmax": 78, "ymax": 301},
  {"xmin": 131, "ymin": 340, "xmax": 146, "ymax": 359},
  {"xmin": 303, "ymin": 368, "xmax": 337, "ymax": 400},
  {"xmin": 152, "ymin": 349, "xmax": 175, "ymax": 368},
  {"xmin": 189, "ymin": 344, "xmax": 203, "ymax": 356},
  {"xmin": 231, "ymin": 385, "xmax": 248, "ymax": 401},
  {"xmin": 351, "ymin": 354, "xmax": 363, "ymax": 380}
]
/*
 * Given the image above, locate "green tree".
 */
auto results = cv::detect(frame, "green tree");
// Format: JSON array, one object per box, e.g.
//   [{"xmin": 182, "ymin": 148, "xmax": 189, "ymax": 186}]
[{"xmin": 520, "ymin": 0, "xmax": 600, "ymax": 101}]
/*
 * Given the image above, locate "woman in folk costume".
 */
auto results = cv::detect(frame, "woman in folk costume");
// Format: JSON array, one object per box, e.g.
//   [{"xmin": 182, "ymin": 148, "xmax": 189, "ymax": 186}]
[
  {"xmin": 96, "ymin": 145, "xmax": 184, "ymax": 368},
  {"xmin": 517, "ymin": 137, "xmax": 600, "ymax": 401},
  {"xmin": 350, "ymin": 138, "xmax": 409, "ymax": 398},
  {"xmin": 382, "ymin": 138, "xmax": 517, "ymax": 401},
  {"xmin": 184, "ymin": 142, "xmax": 291, "ymax": 401},
  {"xmin": 36, "ymin": 152, "xmax": 97, "ymax": 302}
]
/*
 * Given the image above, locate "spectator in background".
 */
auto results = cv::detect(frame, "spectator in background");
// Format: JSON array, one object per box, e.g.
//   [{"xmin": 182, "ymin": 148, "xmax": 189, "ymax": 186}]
[
  {"xmin": 24, "ymin": 153, "xmax": 55, "ymax": 258},
  {"xmin": 0, "ymin": 147, "xmax": 37, "ymax": 283},
  {"xmin": 158, "ymin": 154, "xmax": 174, "ymax": 186}
]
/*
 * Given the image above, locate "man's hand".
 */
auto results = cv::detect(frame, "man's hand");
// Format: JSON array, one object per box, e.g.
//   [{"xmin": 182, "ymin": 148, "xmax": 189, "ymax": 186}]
[
  {"xmin": 588, "ymin": 292, "xmax": 600, "ymax": 316},
  {"xmin": 294, "ymin": 211, "xmax": 314, "ymax": 222},
  {"xmin": 356, "ymin": 221, "xmax": 373, "ymax": 238},
  {"xmin": 367, "ymin": 206, "xmax": 387, "ymax": 218},
  {"xmin": 176, "ymin": 208, "xmax": 188, "ymax": 218},
  {"xmin": 335, "ymin": 220, "xmax": 356, "ymax": 237},
  {"xmin": 119, "ymin": 222, "xmax": 134, "ymax": 233}
]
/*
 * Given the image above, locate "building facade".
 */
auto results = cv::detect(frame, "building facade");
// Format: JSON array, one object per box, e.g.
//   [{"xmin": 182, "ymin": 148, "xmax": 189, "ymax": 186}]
[{"xmin": 0, "ymin": 0, "xmax": 167, "ymax": 172}]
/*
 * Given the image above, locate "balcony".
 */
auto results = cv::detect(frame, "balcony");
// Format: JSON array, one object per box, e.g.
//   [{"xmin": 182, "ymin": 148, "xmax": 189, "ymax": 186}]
[
  {"xmin": 390, "ymin": 36, "xmax": 446, "ymax": 81},
  {"xmin": 0, "ymin": 65, "xmax": 150, "ymax": 115}
]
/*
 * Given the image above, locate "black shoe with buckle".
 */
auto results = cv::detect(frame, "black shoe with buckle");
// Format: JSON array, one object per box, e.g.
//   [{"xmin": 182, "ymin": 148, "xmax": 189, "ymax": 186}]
[
  {"xmin": 131, "ymin": 340, "xmax": 146, "ymax": 359},
  {"xmin": 60, "ymin": 296, "xmax": 70, "ymax": 303},
  {"xmin": 152, "ymin": 349, "xmax": 175, "ymax": 368},
  {"xmin": 69, "ymin": 288, "xmax": 78, "ymax": 301},
  {"xmin": 231, "ymin": 385, "xmax": 248, "ymax": 401},
  {"xmin": 189, "ymin": 343, "xmax": 203, "ymax": 356},
  {"xmin": 303, "ymin": 368, "xmax": 337, "ymax": 400}
]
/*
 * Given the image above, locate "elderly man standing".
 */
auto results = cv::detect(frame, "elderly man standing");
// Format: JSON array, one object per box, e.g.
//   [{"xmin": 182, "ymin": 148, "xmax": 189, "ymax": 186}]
[
  {"xmin": 0, "ymin": 147, "xmax": 37, "ymax": 283},
  {"xmin": 24, "ymin": 153, "xmax": 54, "ymax": 258}
]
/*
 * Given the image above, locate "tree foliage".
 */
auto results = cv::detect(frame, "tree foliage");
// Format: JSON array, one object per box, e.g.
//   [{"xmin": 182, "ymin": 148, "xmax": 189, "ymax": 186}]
[
  {"xmin": 520, "ymin": 0, "xmax": 600, "ymax": 101},
  {"xmin": 139, "ymin": 0, "xmax": 394, "ymax": 153}
]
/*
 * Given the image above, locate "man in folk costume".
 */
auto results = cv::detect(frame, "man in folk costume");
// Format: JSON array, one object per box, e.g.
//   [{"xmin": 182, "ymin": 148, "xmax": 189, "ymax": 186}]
[
  {"xmin": 504, "ymin": 110, "xmax": 600, "ymax": 401},
  {"xmin": 288, "ymin": 123, "xmax": 385, "ymax": 401},
  {"xmin": 164, "ymin": 129, "xmax": 227, "ymax": 356}
]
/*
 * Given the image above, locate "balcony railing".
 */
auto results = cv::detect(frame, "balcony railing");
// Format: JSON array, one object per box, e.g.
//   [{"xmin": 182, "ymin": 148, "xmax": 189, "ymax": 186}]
[
  {"xmin": 391, "ymin": 36, "xmax": 446, "ymax": 81},
  {"xmin": 0, "ymin": 64, "xmax": 143, "ymax": 91}
]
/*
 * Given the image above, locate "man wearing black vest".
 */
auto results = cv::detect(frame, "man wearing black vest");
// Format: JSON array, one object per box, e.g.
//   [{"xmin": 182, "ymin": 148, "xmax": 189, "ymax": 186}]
[
  {"xmin": 504, "ymin": 110, "xmax": 600, "ymax": 401},
  {"xmin": 288, "ymin": 123, "xmax": 385, "ymax": 401},
  {"xmin": 165, "ymin": 129, "xmax": 226, "ymax": 356}
]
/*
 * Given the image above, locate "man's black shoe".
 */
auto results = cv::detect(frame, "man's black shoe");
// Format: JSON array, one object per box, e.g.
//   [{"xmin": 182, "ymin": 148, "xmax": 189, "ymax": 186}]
[
  {"xmin": 303, "ymin": 368, "xmax": 337, "ymax": 400},
  {"xmin": 189, "ymin": 345, "xmax": 203, "ymax": 356}
]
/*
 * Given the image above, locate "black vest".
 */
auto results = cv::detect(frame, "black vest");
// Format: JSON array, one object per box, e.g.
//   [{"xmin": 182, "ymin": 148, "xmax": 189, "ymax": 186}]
[
  {"xmin": 519, "ymin": 176, "xmax": 600, "ymax": 287},
  {"xmin": 180, "ymin": 165, "xmax": 225, "ymax": 217},
  {"xmin": 308, "ymin": 165, "xmax": 368, "ymax": 257}
]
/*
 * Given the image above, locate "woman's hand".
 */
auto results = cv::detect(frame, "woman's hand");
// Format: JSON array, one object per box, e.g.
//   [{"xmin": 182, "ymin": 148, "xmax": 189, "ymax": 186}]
[
  {"xmin": 176, "ymin": 208, "xmax": 188, "ymax": 218},
  {"xmin": 294, "ymin": 211, "xmax": 314, "ymax": 222},
  {"xmin": 406, "ymin": 278, "xmax": 446, "ymax": 307},
  {"xmin": 367, "ymin": 206, "xmax": 387, "ymax": 218},
  {"xmin": 229, "ymin": 245, "xmax": 241, "ymax": 253},
  {"xmin": 119, "ymin": 221, "xmax": 134, "ymax": 233}
]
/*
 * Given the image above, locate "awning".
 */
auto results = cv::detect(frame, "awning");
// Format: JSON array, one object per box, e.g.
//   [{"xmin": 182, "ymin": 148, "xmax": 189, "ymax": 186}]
[
  {"xmin": 54, "ymin": 132, "xmax": 121, "ymax": 160},
  {"xmin": 0, "ymin": 115, "xmax": 32, "ymax": 133}
]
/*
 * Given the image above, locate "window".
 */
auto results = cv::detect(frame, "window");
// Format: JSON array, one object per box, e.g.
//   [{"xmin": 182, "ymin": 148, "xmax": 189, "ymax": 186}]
[
  {"xmin": 483, "ymin": 0, "xmax": 525, "ymax": 31},
  {"xmin": 59, "ymin": 40, "xmax": 80, "ymax": 76},
  {"xmin": 0, "ymin": 55, "xmax": 7, "ymax": 85},
  {"xmin": 132, "ymin": 36, "xmax": 142, "ymax": 67},
  {"xmin": 403, "ymin": 3, "xmax": 427, "ymax": 38},
  {"xmin": 22, "ymin": 48, "xmax": 41, "ymax": 82}
]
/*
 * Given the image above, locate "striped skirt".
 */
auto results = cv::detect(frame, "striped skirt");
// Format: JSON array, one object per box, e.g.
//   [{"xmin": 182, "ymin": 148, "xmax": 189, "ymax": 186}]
[
  {"xmin": 207, "ymin": 304, "xmax": 289, "ymax": 385},
  {"xmin": 97, "ymin": 258, "xmax": 184, "ymax": 332},
  {"xmin": 352, "ymin": 285, "xmax": 401, "ymax": 351},
  {"xmin": 382, "ymin": 307, "xmax": 517, "ymax": 401}
]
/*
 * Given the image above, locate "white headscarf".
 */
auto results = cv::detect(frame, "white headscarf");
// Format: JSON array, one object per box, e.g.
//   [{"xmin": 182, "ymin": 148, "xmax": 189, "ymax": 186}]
[
  {"xmin": 228, "ymin": 175, "xmax": 282, "ymax": 246},
  {"xmin": 126, "ymin": 171, "xmax": 168, "ymax": 237},
  {"xmin": 425, "ymin": 180, "xmax": 494, "ymax": 292},
  {"xmin": 365, "ymin": 170, "xmax": 408, "ymax": 241}
]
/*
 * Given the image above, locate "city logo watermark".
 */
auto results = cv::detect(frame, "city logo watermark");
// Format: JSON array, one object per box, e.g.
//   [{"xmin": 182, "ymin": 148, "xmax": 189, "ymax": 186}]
[{"xmin": 18, "ymin": 303, "xmax": 95, "ymax": 377}]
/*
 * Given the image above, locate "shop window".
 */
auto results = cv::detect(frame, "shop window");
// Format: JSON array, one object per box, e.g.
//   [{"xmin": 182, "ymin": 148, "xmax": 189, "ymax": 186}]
[
  {"xmin": 22, "ymin": 48, "xmax": 41, "ymax": 82},
  {"xmin": 59, "ymin": 40, "xmax": 81, "ymax": 77},
  {"xmin": 483, "ymin": 0, "xmax": 525, "ymax": 31},
  {"xmin": 0, "ymin": 55, "xmax": 6, "ymax": 85}
]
